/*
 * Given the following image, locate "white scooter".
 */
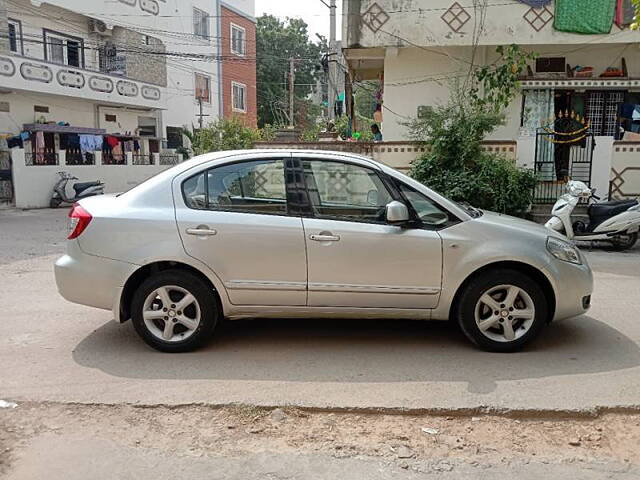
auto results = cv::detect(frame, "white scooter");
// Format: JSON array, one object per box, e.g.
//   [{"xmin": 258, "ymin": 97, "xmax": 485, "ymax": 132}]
[
  {"xmin": 545, "ymin": 180, "xmax": 640, "ymax": 250},
  {"xmin": 50, "ymin": 172, "xmax": 104, "ymax": 208}
]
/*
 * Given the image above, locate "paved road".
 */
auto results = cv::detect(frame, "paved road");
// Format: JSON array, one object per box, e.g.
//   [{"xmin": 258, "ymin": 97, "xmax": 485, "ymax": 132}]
[{"xmin": 1, "ymin": 208, "xmax": 640, "ymax": 412}]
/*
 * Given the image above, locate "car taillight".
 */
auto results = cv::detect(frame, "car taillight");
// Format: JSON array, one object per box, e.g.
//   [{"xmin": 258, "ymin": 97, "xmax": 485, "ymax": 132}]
[{"xmin": 68, "ymin": 203, "xmax": 92, "ymax": 239}]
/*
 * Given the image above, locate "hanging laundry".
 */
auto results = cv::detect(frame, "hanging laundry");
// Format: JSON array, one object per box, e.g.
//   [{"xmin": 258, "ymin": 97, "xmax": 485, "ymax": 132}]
[
  {"xmin": 105, "ymin": 135, "xmax": 120, "ymax": 149},
  {"xmin": 79, "ymin": 135, "xmax": 95, "ymax": 154},
  {"xmin": 554, "ymin": 0, "xmax": 616, "ymax": 34},
  {"xmin": 7, "ymin": 136, "xmax": 22, "ymax": 149},
  {"xmin": 20, "ymin": 132, "xmax": 29, "ymax": 141},
  {"xmin": 615, "ymin": 0, "xmax": 635, "ymax": 27},
  {"xmin": 633, "ymin": 106, "xmax": 640, "ymax": 121},
  {"xmin": 35, "ymin": 131, "xmax": 45, "ymax": 164},
  {"xmin": 516, "ymin": 0, "xmax": 552, "ymax": 6},
  {"xmin": 61, "ymin": 134, "xmax": 80, "ymax": 151},
  {"xmin": 620, "ymin": 103, "xmax": 636, "ymax": 119},
  {"xmin": 133, "ymin": 139, "xmax": 141, "ymax": 152},
  {"xmin": 92, "ymin": 135, "xmax": 103, "ymax": 151}
]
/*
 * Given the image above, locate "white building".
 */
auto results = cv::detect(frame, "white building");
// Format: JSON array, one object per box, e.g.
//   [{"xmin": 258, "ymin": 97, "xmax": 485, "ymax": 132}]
[
  {"xmin": 342, "ymin": 0, "xmax": 640, "ymax": 202},
  {"xmin": 0, "ymin": 0, "xmax": 255, "ymax": 207}
]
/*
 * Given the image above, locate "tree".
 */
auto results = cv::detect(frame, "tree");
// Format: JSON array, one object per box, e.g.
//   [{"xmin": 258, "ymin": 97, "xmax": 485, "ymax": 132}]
[
  {"xmin": 256, "ymin": 15, "xmax": 326, "ymax": 127},
  {"xmin": 408, "ymin": 45, "xmax": 538, "ymax": 216},
  {"xmin": 632, "ymin": 0, "xmax": 640, "ymax": 30},
  {"xmin": 182, "ymin": 118, "xmax": 273, "ymax": 156}
]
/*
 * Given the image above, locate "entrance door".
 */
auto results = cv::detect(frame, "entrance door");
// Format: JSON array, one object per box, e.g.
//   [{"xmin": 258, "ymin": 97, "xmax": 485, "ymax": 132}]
[{"xmin": 300, "ymin": 157, "xmax": 443, "ymax": 309}]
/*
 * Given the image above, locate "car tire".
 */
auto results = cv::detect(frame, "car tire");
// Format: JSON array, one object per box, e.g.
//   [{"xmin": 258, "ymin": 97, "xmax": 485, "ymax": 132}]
[
  {"xmin": 131, "ymin": 270, "xmax": 219, "ymax": 353},
  {"xmin": 456, "ymin": 269, "xmax": 548, "ymax": 353}
]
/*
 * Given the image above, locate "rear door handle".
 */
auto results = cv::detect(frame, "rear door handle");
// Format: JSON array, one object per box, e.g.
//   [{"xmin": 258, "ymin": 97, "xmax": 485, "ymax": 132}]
[
  {"xmin": 186, "ymin": 227, "xmax": 217, "ymax": 237},
  {"xmin": 309, "ymin": 234, "xmax": 340, "ymax": 242}
]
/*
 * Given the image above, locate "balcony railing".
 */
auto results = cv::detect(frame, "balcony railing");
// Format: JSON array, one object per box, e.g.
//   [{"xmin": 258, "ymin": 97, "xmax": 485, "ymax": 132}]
[
  {"xmin": 25, "ymin": 151, "xmax": 59, "ymax": 166},
  {"xmin": 0, "ymin": 54, "xmax": 164, "ymax": 109}
]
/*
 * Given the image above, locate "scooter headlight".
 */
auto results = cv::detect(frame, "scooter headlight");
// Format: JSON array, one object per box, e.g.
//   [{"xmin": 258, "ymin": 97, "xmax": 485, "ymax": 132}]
[{"xmin": 547, "ymin": 237, "xmax": 582, "ymax": 265}]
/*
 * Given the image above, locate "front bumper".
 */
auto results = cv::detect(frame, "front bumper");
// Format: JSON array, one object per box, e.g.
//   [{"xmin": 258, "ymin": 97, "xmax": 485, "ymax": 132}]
[
  {"xmin": 543, "ymin": 255, "xmax": 594, "ymax": 321},
  {"xmin": 54, "ymin": 240, "xmax": 137, "ymax": 311}
]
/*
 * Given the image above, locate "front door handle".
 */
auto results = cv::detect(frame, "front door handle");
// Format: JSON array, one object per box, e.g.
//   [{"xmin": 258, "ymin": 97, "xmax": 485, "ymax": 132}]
[
  {"xmin": 186, "ymin": 227, "xmax": 217, "ymax": 237},
  {"xmin": 309, "ymin": 234, "xmax": 340, "ymax": 242}
]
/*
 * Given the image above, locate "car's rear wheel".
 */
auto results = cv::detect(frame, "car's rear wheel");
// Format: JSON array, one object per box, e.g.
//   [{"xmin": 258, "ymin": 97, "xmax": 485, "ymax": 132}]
[
  {"xmin": 456, "ymin": 269, "xmax": 548, "ymax": 353},
  {"xmin": 131, "ymin": 270, "xmax": 219, "ymax": 352}
]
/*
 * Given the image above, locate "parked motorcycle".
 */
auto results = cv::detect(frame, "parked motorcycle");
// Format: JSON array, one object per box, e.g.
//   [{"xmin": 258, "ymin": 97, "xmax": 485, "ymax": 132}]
[
  {"xmin": 50, "ymin": 172, "xmax": 104, "ymax": 208},
  {"xmin": 545, "ymin": 180, "xmax": 640, "ymax": 250}
]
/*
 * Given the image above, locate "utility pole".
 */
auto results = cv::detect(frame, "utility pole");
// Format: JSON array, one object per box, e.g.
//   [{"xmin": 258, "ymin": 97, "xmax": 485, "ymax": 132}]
[
  {"xmin": 328, "ymin": 0, "xmax": 337, "ymax": 121},
  {"xmin": 289, "ymin": 57, "xmax": 295, "ymax": 129}
]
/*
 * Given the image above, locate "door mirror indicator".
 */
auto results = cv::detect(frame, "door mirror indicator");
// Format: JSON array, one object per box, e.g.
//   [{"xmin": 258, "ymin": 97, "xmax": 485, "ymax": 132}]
[{"xmin": 386, "ymin": 201, "xmax": 410, "ymax": 224}]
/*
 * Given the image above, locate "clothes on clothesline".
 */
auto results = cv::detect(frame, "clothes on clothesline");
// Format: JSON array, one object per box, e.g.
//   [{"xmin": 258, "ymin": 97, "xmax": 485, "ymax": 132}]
[
  {"xmin": 7, "ymin": 136, "xmax": 22, "ymax": 148},
  {"xmin": 79, "ymin": 135, "xmax": 103, "ymax": 154},
  {"xmin": 516, "ymin": 0, "xmax": 552, "ymax": 6},
  {"xmin": 554, "ymin": 0, "xmax": 616, "ymax": 34},
  {"xmin": 615, "ymin": 0, "xmax": 635, "ymax": 27},
  {"xmin": 105, "ymin": 135, "xmax": 120, "ymax": 149}
]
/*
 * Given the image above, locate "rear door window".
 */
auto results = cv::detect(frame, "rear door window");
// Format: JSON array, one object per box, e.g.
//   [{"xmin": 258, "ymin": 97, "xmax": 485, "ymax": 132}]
[{"xmin": 182, "ymin": 158, "xmax": 287, "ymax": 215}]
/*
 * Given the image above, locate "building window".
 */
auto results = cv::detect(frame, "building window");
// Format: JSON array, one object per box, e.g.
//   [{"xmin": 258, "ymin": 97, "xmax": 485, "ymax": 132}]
[
  {"xmin": 8, "ymin": 18, "xmax": 23, "ymax": 54},
  {"xmin": 586, "ymin": 91, "xmax": 624, "ymax": 137},
  {"xmin": 230, "ymin": 23, "xmax": 246, "ymax": 56},
  {"xmin": 43, "ymin": 29, "xmax": 83, "ymax": 68},
  {"xmin": 193, "ymin": 8, "xmax": 210, "ymax": 39},
  {"xmin": 232, "ymin": 82, "xmax": 247, "ymax": 112},
  {"xmin": 195, "ymin": 73, "xmax": 211, "ymax": 103},
  {"xmin": 99, "ymin": 42, "xmax": 127, "ymax": 76}
]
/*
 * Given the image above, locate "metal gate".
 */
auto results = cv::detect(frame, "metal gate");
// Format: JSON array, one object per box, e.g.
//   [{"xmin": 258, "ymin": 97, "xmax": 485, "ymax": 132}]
[
  {"xmin": 0, "ymin": 147, "xmax": 12, "ymax": 203},
  {"xmin": 533, "ymin": 121, "xmax": 595, "ymax": 203}
]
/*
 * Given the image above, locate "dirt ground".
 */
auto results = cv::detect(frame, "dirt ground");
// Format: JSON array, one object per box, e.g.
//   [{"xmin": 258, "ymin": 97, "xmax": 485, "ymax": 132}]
[{"xmin": 2, "ymin": 403, "xmax": 640, "ymax": 479}]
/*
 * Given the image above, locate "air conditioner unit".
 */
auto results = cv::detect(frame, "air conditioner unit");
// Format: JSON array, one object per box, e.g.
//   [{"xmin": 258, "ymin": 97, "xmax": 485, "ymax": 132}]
[{"xmin": 89, "ymin": 19, "xmax": 113, "ymax": 37}]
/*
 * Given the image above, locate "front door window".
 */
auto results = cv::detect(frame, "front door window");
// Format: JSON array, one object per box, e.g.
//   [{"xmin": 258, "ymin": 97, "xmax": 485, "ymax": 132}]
[{"xmin": 302, "ymin": 159, "xmax": 393, "ymax": 223}]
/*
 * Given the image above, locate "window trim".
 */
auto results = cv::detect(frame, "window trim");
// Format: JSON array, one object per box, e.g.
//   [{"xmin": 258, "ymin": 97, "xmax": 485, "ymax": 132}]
[
  {"xmin": 8, "ymin": 18, "xmax": 23, "ymax": 55},
  {"xmin": 181, "ymin": 157, "xmax": 292, "ymax": 217},
  {"xmin": 192, "ymin": 7, "xmax": 210, "ymax": 40},
  {"xmin": 231, "ymin": 81, "xmax": 247, "ymax": 112},
  {"xmin": 230, "ymin": 23, "xmax": 246, "ymax": 57},
  {"xmin": 194, "ymin": 72, "xmax": 211, "ymax": 104},
  {"xmin": 43, "ymin": 28, "xmax": 84, "ymax": 68}
]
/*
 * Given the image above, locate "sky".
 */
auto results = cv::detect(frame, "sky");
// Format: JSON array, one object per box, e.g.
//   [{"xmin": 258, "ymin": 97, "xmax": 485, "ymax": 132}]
[{"xmin": 255, "ymin": 0, "xmax": 342, "ymax": 41}]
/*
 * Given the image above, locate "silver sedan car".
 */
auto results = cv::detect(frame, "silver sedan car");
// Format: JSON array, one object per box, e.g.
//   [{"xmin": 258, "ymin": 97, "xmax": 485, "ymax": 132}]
[{"xmin": 55, "ymin": 150, "xmax": 593, "ymax": 353}]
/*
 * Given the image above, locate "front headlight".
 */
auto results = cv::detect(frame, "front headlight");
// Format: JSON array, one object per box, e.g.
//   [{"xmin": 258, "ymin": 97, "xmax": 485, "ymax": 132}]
[{"xmin": 547, "ymin": 237, "xmax": 582, "ymax": 265}]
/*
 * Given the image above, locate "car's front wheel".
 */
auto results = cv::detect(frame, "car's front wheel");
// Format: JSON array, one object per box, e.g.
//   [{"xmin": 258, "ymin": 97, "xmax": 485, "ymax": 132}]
[
  {"xmin": 131, "ymin": 270, "xmax": 219, "ymax": 352},
  {"xmin": 456, "ymin": 269, "xmax": 548, "ymax": 353}
]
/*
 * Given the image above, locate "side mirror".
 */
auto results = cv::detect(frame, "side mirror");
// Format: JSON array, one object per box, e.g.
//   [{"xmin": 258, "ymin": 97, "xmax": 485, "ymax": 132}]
[{"xmin": 385, "ymin": 201, "xmax": 409, "ymax": 224}]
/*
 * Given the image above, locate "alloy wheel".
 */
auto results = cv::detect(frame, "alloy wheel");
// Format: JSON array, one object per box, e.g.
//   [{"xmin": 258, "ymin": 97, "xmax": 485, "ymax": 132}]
[
  {"xmin": 474, "ymin": 284, "xmax": 536, "ymax": 343},
  {"xmin": 142, "ymin": 285, "xmax": 201, "ymax": 343}
]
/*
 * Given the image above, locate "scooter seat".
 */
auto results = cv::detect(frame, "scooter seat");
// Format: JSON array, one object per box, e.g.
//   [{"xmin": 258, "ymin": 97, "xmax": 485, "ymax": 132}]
[
  {"xmin": 73, "ymin": 181, "xmax": 102, "ymax": 193},
  {"xmin": 588, "ymin": 199, "xmax": 638, "ymax": 219}
]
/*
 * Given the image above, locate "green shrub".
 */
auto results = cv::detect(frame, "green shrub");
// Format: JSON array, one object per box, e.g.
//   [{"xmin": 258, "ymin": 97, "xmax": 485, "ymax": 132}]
[
  {"xmin": 407, "ymin": 45, "xmax": 538, "ymax": 217},
  {"xmin": 411, "ymin": 152, "xmax": 536, "ymax": 216}
]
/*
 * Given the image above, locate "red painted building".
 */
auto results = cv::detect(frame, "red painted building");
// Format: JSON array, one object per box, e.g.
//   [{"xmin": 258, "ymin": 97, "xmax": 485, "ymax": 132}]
[{"xmin": 220, "ymin": 4, "xmax": 257, "ymax": 127}]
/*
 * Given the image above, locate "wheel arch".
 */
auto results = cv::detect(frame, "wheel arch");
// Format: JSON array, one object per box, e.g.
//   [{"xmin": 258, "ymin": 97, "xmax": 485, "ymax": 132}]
[
  {"xmin": 449, "ymin": 261, "xmax": 556, "ymax": 323},
  {"xmin": 118, "ymin": 261, "xmax": 223, "ymax": 323}
]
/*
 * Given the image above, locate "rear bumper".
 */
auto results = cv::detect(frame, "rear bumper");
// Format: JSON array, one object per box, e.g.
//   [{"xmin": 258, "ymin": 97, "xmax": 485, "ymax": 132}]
[{"xmin": 54, "ymin": 240, "xmax": 137, "ymax": 311}]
